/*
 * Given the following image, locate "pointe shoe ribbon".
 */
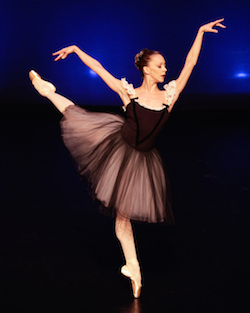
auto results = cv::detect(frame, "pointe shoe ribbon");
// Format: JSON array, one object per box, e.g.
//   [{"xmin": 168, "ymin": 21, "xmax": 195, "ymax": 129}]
[
  {"xmin": 29, "ymin": 70, "xmax": 56, "ymax": 96},
  {"xmin": 121, "ymin": 265, "xmax": 142, "ymax": 298}
]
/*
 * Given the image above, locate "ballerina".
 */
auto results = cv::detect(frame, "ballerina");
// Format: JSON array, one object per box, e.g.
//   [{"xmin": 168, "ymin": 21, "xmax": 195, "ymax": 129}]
[{"xmin": 29, "ymin": 18, "xmax": 225, "ymax": 298}]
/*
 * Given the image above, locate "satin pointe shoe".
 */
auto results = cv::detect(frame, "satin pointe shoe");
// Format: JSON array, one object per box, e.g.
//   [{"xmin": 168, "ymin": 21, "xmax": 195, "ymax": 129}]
[
  {"xmin": 121, "ymin": 264, "xmax": 142, "ymax": 298},
  {"xmin": 29, "ymin": 70, "xmax": 56, "ymax": 96}
]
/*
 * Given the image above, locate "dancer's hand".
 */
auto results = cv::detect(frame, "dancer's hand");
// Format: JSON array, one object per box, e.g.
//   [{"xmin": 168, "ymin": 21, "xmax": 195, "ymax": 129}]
[
  {"xmin": 53, "ymin": 45, "xmax": 77, "ymax": 61},
  {"xmin": 199, "ymin": 18, "xmax": 226, "ymax": 33}
]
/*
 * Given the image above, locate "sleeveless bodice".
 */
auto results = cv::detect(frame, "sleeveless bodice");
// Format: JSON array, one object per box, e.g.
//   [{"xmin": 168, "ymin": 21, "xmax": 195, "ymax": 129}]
[{"xmin": 121, "ymin": 99, "xmax": 170, "ymax": 151}]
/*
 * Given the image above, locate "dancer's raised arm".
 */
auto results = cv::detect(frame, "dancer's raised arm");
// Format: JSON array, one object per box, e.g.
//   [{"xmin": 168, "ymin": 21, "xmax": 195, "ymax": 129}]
[
  {"xmin": 171, "ymin": 18, "xmax": 226, "ymax": 108},
  {"xmin": 53, "ymin": 46, "xmax": 130, "ymax": 105}
]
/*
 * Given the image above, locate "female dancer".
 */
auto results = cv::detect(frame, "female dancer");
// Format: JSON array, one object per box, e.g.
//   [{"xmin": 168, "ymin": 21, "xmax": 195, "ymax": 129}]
[{"xmin": 29, "ymin": 18, "xmax": 225, "ymax": 298}]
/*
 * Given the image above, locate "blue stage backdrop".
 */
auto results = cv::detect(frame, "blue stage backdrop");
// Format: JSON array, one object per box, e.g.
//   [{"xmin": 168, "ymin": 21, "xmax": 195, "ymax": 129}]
[{"xmin": 1, "ymin": 0, "xmax": 250, "ymax": 107}]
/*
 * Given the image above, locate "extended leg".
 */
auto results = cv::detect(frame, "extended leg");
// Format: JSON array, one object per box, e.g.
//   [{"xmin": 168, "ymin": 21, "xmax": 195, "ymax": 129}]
[
  {"xmin": 46, "ymin": 92, "xmax": 75, "ymax": 114},
  {"xmin": 115, "ymin": 213, "xmax": 142, "ymax": 297},
  {"xmin": 29, "ymin": 70, "xmax": 74, "ymax": 113}
]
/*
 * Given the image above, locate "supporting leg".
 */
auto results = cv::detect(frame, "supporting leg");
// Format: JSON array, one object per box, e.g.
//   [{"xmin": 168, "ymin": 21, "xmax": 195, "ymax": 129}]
[{"xmin": 115, "ymin": 212, "xmax": 142, "ymax": 296}]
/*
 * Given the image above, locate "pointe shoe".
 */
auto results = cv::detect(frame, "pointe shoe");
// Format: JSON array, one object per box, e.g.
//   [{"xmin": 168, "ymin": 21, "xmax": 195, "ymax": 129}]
[
  {"xmin": 121, "ymin": 265, "xmax": 142, "ymax": 298},
  {"xmin": 29, "ymin": 70, "xmax": 56, "ymax": 96}
]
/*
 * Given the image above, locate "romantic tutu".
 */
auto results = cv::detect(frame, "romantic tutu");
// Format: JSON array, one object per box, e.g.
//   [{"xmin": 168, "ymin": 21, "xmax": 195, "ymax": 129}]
[{"xmin": 60, "ymin": 104, "xmax": 174, "ymax": 224}]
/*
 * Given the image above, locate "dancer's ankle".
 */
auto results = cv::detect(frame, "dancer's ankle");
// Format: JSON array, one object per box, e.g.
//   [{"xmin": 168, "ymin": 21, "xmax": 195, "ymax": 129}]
[
  {"xmin": 126, "ymin": 259, "xmax": 141, "ymax": 282},
  {"xmin": 127, "ymin": 258, "xmax": 139, "ymax": 265}
]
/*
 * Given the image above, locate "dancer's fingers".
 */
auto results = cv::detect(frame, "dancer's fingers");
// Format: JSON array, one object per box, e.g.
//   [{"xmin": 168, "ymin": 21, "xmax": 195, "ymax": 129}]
[
  {"xmin": 216, "ymin": 23, "xmax": 226, "ymax": 28},
  {"xmin": 54, "ymin": 53, "xmax": 64, "ymax": 61},
  {"xmin": 52, "ymin": 49, "xmax": 63, "ymax": 56}
]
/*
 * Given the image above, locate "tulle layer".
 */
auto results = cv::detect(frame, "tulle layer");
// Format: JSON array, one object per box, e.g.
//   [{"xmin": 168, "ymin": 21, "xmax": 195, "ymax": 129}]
[{"xmin": 60, "ymin": 105, "xmax": 174, "ymax": 224}]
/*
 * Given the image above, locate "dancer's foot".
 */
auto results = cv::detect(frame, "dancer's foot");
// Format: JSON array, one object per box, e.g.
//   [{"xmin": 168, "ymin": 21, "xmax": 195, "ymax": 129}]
[
  {"xmin": 121, "ymin": 259, "xmax": 142, "ymax": 298},
  {"xmin": 29, "ymin": 70, "xmax": 56, "ymax": 96}
]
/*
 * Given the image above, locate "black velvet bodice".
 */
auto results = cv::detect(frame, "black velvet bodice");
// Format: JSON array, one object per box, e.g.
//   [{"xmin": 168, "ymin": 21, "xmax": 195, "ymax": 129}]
[{"xmin": 121, "ymin": 99, "xmax": 170, "ymax": 151}]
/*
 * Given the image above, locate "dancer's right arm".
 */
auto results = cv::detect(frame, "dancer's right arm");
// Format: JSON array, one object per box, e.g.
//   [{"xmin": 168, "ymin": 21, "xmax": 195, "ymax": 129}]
[{"xmin": 53, "ymin": 45, "xmax": 130, "ymax": 106}]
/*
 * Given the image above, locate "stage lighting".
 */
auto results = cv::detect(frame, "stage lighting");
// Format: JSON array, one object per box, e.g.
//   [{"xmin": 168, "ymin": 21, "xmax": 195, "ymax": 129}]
[
  {"xmin": 89, "ymin": 70, "xmax": 98, "ymax": 77},
  {"xmin": 235, "ymin": 72, "xmax": 249, "ymax": 78}
]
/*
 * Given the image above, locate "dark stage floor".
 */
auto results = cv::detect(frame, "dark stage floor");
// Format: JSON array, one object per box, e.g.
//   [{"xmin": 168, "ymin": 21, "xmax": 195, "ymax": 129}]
[{"xmin": 0, "ymin": 102, "xmax": 249, "ymax": 312}]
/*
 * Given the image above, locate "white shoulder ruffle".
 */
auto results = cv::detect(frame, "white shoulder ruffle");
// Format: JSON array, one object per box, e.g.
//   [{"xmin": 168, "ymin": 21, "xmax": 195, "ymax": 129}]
[
  {"xmin": 163, "ymin": 80, "xmax": 176, "ymax": 106},
  {"xmin": 121, "ymin": 78, "xmax": 136, "ymax": 97}
]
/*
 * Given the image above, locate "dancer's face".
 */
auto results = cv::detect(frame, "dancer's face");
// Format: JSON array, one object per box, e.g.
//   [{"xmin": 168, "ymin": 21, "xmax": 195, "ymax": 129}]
[{"xmin": 144, "ymin": 54, "xmax": 167, "ymax": 83}]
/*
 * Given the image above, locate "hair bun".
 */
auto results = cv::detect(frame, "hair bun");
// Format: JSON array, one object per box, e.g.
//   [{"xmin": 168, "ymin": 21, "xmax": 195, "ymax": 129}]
[
  {"xmin": 134, "ymin": 48, "xmax": 160, "ymax": 76},
  {"xmin": 134, "ymin": 53, "xmax": 141, "ymax": 69}
]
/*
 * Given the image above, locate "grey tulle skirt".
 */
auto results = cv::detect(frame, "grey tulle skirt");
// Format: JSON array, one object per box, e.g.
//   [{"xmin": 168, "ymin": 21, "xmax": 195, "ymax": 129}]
[{"xmin": 60, "ymin": 105, "xmax": 174, "ymax": 224}]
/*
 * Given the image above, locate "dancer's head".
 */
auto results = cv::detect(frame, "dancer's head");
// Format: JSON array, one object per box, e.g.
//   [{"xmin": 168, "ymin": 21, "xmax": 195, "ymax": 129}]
[{"xmin": 135, "ymin": 49, "xmax": 167, "ymax": 82}]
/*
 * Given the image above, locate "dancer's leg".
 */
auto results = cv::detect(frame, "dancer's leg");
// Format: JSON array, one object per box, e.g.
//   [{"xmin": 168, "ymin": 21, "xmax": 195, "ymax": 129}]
[
  {"xmin": 115, "ymin": 213, "xmax": 142, "ymax": 286},
  {"xmin": 29, "ymin": 70, "xmax": 74, "ymax": 113},
  {"xmin": 46, "ymin": 92, "xmax": 74, "ymax": 114}
]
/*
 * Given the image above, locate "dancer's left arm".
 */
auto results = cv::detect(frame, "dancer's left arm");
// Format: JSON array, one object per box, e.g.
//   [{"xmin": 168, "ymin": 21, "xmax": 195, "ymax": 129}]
[{"xmin": 169, "ymin": 18, "xmax": 226, "ymax": 110}]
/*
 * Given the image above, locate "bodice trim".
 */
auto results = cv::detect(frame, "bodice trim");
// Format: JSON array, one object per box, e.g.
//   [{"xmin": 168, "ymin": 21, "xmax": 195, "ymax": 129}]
[
  {"xmin": 130, "ymin": 98, "xmax": 168, "ymax": 112},
  {"xmin": 121, "ymin": 78, "xmax": 176, "ymax": 111},
  {"xmin": 133, "ymin": 98, "xmax": 168, "ymax": 111}
]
